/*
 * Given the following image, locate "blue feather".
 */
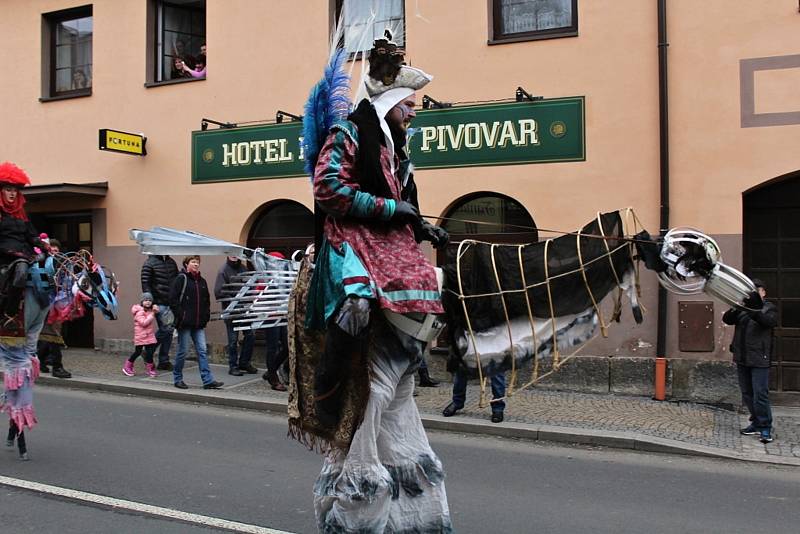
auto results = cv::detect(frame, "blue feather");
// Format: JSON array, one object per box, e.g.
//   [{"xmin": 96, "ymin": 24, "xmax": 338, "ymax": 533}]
[{"xmin": 302, "ymin": 48, "xmax": 351, "ymax": 179}]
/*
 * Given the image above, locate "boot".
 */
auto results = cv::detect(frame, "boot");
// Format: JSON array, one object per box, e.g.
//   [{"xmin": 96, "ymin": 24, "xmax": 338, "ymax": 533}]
[
  {"xmin": 6, "ymin": 421, "xmax": 17, "ymax": 447},
  {"xmin": 265, "ymin": 371, "xmax": 286, "ymax": 392},
  {"xmin": 52, "ymin": 367, "xmax": 72, "ymax": 379},
  {"xmin": 122, "ymin": 360, "xmax": 135, "ymax": 377},
  {"xmin": 418, "ymin": 367, "xmax": 440, "ymax": 387},
  {"xmin": 145, "ymin": 363, "xmax": 157, "ymax": 378},
  {"xmin": 17, "ymin": 430, "xmax": 28, "ymax": 461}
]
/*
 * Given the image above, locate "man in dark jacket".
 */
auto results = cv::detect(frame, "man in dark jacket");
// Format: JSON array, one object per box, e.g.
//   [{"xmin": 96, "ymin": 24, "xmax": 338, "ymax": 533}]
[
  {"xmin": 141, "ymin": 255, "xmax": 179, "ymax": 370},
  {"xmin": 722, "ymin": 279, "xmax": 777, "ymax": 443},
  {"xmin": 214, "ymin": 256, "xmax": 256, "ymax": 376},
  {"xmin": 169, "ymin": 255, "xmax": 222, "ymax": 390}
]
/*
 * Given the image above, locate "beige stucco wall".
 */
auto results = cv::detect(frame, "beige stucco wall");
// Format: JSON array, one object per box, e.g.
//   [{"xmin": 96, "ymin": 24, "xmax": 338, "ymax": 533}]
[
  {"xmin": 0, "ymin": 1, "xmax": 797, "ymax": 352},
  {"xmin": 668, "ymin": 0, "xmax": 800, "ymax": 232}
]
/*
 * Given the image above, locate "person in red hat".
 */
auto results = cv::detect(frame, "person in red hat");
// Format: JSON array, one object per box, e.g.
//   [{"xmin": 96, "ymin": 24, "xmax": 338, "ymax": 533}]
[
  {"xmin": 0, "ymin": 161, "xmax": 50, "ymax": 460},
  {"xmin": 0, "ymin": 161, "xmax": 45, "ymax": 322}
]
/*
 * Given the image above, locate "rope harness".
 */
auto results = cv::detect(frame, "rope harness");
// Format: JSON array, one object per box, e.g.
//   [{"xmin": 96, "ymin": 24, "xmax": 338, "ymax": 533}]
[{"xmin": 447, "ymin": 208, "xmax": 646, "ymax": 408}]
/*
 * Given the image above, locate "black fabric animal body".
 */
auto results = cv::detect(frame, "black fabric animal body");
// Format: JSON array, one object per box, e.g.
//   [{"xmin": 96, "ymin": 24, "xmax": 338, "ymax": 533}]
[{"xmin": 442, "ymin": 211, "xmax": 648, "ymax": 378}]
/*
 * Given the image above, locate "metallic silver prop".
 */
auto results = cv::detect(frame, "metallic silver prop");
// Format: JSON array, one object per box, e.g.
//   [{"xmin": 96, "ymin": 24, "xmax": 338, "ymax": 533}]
[
  {"xmin": 129, "ymin": 227, "xmax": 301, "ymax": 330},
  {"xmin": 657, "ymin": 227, "xmax": 756, "ymax": 309}
]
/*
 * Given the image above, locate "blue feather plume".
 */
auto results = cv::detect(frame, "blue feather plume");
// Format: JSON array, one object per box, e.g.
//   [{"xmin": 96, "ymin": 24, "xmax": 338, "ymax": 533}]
[{"xmin": 302, "ymin": 47, "xmax": 351, "ymax": 178}]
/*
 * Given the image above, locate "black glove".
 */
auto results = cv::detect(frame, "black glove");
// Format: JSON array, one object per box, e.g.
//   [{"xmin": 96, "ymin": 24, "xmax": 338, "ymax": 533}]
[
  {"xmin": 415, "ymin": 220, "xmax": 450, "ymax": 249},
  {"xmin": 392, "ymin": 200, "xmax": 420, "ymax": 226}
]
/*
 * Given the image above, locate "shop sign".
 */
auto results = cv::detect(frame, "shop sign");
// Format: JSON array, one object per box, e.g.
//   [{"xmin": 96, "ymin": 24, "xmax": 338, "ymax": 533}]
[
  {"xmin": 409, "ymin": 96, "xmax": 584, "ymax": 168},
  {"xmin": 99, "ymin": 129, "xmax": 147, "ymax": 156},
  {"xmin": 191, "ymin": 96, "xmax": 584, "ymax": 184}
]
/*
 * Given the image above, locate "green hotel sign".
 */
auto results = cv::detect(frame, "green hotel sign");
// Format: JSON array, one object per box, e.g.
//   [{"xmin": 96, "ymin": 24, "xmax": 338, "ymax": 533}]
[{"xmin": 191, "ymin": 96, "xmax": 584, "ymax": 184}]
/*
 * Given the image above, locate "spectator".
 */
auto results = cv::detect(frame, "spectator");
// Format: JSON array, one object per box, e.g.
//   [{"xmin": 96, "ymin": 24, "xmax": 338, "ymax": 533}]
[
  {"xmin": 140, "ymin": 254, "xmax": 179, "ymax": 370},
  {"xmin": 180, "ymin": 42, "xmax": 207, "ymax": 79},
  {"xmin": 37, "ymin": 238, "xmax": 71, "ymax": 379},
  {"xmin": 123, "ymin": 292, "xmax": 159, "ymax": 378},
  {"xmin": 71, "ymin": 68, "xmax": 89, "ymax": 90},
  {"xmin": 214, "ymin": 256, "xmax": 257, "ymax": 377},
  {"xmin": 170, "ymin": 255, "xmax": 223, "ymax": 390},
  {"xmin": 723, "ymin": 279, "xmax": 777, "ymax": 443},
  {"xmin": 261, "ymin": 251, "xmax": 288, "ymax": 391},
  {"xmin": 442, "ymin": 370, "xmax": 506, "ymax": 423},
  {"xmin": 171, "ymin": 57, "xmax": 192, "ymax": 79},
  {"xmin": 170, "ymin": 38, "xmax": 195, "ymax": 77}
]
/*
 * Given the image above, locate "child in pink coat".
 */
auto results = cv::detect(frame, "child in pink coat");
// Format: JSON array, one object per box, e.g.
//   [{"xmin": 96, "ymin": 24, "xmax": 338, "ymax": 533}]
[{"xmin": 124, "ymin": 292, "xmax": 159, "ymax": 377}]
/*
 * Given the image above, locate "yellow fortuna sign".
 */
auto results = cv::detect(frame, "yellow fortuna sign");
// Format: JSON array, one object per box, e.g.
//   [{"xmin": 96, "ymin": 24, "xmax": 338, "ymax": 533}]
[{"xmin": 99, "ymin": 129, "xmax": 147, "ymax": 156}]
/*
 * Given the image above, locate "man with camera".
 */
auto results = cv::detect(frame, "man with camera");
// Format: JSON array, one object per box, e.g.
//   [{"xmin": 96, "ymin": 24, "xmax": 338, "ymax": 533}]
[{"xmin": 723, "ymin": 279, "xmax": 777, "ymax": 444}]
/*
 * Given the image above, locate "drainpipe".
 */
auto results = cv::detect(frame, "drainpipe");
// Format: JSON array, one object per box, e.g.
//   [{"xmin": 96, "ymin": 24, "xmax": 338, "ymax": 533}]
[{"xmin": 654, "ymin": 0, "xmax": 670, "ymax": 401}]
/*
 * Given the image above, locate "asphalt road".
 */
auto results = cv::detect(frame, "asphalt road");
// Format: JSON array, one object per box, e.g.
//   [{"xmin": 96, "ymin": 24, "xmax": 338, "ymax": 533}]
[{"xmin": 0, "ymin": 388, "xmax": 798, "ymax": 533}]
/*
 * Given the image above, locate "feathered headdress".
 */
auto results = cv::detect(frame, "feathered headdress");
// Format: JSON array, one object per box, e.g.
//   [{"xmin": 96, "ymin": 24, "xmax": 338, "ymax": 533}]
[
  {"xmin": 0, "ymin": 162, "xmax": 31, "ymax": 187},
  {"xmin": 301, "ymin": 46, "xmax": 352, "ymax": 178}
]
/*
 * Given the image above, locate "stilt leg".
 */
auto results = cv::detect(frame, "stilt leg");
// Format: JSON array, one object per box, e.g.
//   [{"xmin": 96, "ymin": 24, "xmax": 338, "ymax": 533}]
[
  {"xmin": 17, "ymin": 430, "xmax": 28, "ymax": 461},
  {"xmin": 6, "ymin": 420, "xmax": 18, "ymax": 447}
]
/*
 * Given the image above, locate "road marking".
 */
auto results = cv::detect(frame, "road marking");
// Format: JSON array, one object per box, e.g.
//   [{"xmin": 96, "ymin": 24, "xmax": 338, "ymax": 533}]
[{"xmin": 0, "ymin": 475, "xmax": 294, "ymax": 534}]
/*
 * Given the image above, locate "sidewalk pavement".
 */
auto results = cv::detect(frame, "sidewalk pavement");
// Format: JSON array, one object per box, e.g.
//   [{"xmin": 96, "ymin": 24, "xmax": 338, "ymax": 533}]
[{"xmin": 33, "ymin": 348, "xmax": 800, "ymax": 467}]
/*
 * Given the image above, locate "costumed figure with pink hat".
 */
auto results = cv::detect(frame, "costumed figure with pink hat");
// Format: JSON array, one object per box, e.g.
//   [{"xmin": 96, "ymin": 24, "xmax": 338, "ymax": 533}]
[
  {"xmin": 0, "ymin": 162, "xmax": 53, "ymax": 461},
  {"xmin": 289, "ymin": 29, "xmax": 452, "ymax": 532}
]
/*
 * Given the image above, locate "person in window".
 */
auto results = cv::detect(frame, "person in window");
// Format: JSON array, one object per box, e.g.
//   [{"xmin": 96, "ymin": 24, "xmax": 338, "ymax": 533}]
[
  {"xmin": 723, "ymin": 279, "xmax": 777, "ymax": 444},
  {"xmin": 170, "ymin": 255, "xmax": 223, "ymax": 390},
  {"xmin": 179, "ymin": 43, "xmax": 206, "ymax": 79},
  {"xmin": 171, "ymin": 57, "xmax": 192, "ymax": 80},
  {"xmin": 71, "ymin": 69, "xmax": 89, "ymax": 90}
]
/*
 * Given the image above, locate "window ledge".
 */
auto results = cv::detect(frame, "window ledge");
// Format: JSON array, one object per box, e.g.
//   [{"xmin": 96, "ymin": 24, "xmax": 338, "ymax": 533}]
[
  {"xmin": 488, "ymin": 30, "xmax": 578, "ymax": 45},
  {"xmin": 39, "ymin": 90, "xmax": 92, "ymax": 103},
  {"xmin": 144, "ymin": 77, "xmax": 206, "ymax": 88}
]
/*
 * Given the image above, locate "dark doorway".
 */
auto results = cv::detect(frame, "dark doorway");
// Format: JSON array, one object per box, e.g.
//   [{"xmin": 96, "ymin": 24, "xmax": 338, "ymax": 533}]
[
  {"xmin": 246, "ymin": 200, "xmax": 314, "ymax": 259},
  {"xmin": 29, "ymin": 211, "xmax": 94, "ymax": 348},
  {"xmin": 436, "ymin": 192, "xmax": 538, "ymax": 265},
  {"xmin": 434, "ymin": 193, "xmax": 537, "ymax": 351},
  {"xmin": 744, "ymin": 172, "xmax": 800, "ymax": 402}
]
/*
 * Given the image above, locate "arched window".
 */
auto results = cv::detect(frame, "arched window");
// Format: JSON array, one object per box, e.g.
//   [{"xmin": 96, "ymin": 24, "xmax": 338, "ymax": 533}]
[
  {"xmin": 438, "ymin": 193, "xmax": 537, "ymax": 264},
  {"xmin": 744, "ymin": 170, "xmax": 800, "ymax": 395},
  {"xmin": 247, "ymin": 200, "xmax": 314, "ymax": 258}
]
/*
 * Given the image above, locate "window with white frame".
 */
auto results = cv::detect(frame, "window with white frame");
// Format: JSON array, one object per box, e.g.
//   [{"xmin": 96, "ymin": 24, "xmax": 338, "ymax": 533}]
[
  {"xmin": 491, "ymin": 0, "xmax": 577, "ymax": 43},
  {"xmin": 336, "ymin": 0, "xmax": 405, "ymax": 55}
]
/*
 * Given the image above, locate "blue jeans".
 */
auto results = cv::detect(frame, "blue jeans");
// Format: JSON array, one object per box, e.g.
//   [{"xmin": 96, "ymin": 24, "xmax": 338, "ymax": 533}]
[
  {"xmin": 173, "ymin": 328, "xmax": 215, "ymax": 386},
  {"xmin": 452, "ymin": 369, "xmax": 506, "ymax": 413},
  {"xmin": 737, "ymin": 364, "xmax": 772, "ymax": 430},
  {"xmin": 224, "ymin": 320, "xmax": 254, "ymax": 369},
  {"xmin": 154, "ymin": 305, "xmax": 175, "ymax": 365}
]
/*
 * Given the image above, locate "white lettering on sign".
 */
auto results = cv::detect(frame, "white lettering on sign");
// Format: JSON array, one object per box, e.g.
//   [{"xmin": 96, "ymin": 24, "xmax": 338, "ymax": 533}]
[
  {"xmin": 418, "ymin": 119, "xmax": 539, "ymax": 153},
  {"xmin": 221, "ymin": 140, "xmax": 297, "ymax": 167}
]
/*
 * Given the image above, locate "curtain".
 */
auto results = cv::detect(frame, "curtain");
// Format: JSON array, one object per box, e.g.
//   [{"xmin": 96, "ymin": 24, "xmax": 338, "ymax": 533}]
[
  {"xmin": 343, "ymin": 0, "xmax": 404, "ymax": 54},
  {"xmin": 500, "ymin": 0, "xmax": 572, "ymax": 35}
]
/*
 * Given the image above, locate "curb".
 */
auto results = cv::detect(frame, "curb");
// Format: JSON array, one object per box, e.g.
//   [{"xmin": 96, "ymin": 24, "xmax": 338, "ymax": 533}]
[{"xmin": 37, "ymin": 377, "xmax": 800, "ymax": 468}]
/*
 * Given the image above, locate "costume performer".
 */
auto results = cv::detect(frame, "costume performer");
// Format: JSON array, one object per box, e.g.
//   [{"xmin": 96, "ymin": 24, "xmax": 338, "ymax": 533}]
[
  {"xmin": 293, "ymin": 31, "xmax": 452, "ymax": 533},
  {"xmin": 0, "ymin": 162, "xmax": 51, "ymax": 460}
]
